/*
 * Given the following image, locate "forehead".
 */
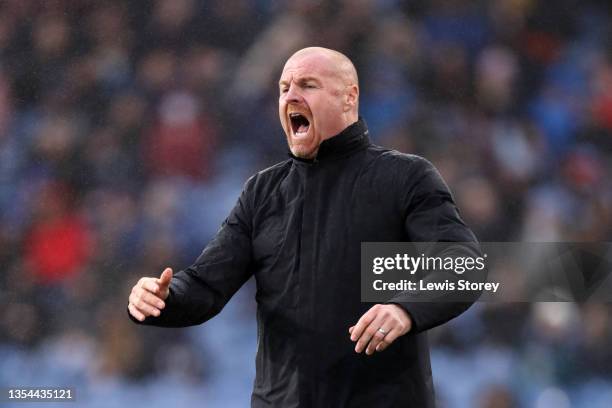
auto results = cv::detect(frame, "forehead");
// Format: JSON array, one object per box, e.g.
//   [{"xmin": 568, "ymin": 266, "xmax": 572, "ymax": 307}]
[{"xmin": 280, "ymin": 53, "xmax": 337, "ymax": 81}]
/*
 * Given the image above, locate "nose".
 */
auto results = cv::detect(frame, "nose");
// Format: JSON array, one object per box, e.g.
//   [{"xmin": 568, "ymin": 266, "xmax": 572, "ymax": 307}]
[{"xmin": 285, "ymin": 83, "xmax": 302, "ymax": 103}]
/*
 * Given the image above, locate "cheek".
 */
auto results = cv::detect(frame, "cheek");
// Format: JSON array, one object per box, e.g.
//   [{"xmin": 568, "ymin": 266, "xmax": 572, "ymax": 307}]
[
  {"xmin": 314, "ymin": 106, "xmax": 335, "ymax": 129},
  {"xmin": 314, "ymin": 97, "xmax": 340, "ymax": 118}
]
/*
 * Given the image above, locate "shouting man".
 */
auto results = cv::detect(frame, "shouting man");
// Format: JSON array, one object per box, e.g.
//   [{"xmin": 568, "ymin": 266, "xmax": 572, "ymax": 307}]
[{"xmin": 128, "ymin": 47, "xmax": 479, "ymax": 407}]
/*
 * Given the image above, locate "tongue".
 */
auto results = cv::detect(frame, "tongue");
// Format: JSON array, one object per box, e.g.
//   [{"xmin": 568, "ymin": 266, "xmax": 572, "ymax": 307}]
[{"xmin": 297, "ymin": 124, "xmax": 309, "ymax": 133}]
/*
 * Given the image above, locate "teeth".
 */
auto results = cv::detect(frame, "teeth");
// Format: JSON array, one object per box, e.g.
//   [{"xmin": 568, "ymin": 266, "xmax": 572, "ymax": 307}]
[{"xmin": 289, "ymin": 112, "xmax": 309, "ymax": 136}]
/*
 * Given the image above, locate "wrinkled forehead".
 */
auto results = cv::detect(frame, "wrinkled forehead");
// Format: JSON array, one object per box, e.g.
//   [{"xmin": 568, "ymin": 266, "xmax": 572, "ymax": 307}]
[{"xmin": 280, "ymin": 53, "xmax": 339, "ymax": 82}]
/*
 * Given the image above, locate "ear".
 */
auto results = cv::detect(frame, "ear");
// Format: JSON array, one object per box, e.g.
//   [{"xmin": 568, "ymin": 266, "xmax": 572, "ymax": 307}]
[{"xmin": 344, "ymin": 84, "xmax": 359, "ymax": 112}]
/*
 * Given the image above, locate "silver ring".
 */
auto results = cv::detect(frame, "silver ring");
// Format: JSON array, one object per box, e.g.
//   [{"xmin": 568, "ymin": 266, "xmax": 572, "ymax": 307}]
[{"xmin": 378, "ymin": 328, "xmax": 388, "ymax": 336}]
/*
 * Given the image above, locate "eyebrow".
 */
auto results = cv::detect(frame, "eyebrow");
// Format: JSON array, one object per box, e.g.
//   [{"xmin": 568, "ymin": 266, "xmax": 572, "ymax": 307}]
[{"xmin": 279, "ymin": 76, "xmax": 322, "ymax": 87}]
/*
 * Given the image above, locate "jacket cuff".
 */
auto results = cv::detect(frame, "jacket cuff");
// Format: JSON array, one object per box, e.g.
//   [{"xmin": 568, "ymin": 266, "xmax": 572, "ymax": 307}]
[{"xmin": 385, "ymin": 300, "xmax": 472, "ymax": 334}]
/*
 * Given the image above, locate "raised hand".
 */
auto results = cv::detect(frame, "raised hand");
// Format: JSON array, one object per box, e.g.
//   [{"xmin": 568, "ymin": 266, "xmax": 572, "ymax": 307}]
[{"xmin": 128, "ymin": 267, "xmax": 173, "ymax": 322}]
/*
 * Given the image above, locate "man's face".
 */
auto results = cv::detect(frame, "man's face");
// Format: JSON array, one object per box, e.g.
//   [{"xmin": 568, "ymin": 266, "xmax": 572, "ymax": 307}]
[{"xmin": 279, "ymin": 53, "xmax": 349, "ymax": 159}]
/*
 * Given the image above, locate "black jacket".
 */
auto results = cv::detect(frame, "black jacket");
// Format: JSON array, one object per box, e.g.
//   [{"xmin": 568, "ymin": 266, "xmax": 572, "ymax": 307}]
[{"xmin": 129, "ymin": 119, "xmax": 479, "ymax": 407}]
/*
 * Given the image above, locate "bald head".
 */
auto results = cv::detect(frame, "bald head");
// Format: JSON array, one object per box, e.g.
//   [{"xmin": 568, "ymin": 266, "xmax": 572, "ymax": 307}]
[{"xmin": 287, "ymin": 47, "xmax": 359, "ymax": 90}]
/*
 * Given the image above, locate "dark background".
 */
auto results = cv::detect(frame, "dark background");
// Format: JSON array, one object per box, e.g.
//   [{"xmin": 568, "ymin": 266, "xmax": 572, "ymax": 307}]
[{"xmin": 0, "ymin": 0, "xmax": 611, "ymax": 407}]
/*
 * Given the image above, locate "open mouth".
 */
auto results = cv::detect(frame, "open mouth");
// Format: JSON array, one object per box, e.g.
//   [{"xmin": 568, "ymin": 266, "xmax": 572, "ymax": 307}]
[{"xmin": 289, "ymin": 112, "xmax": 310, "ymax": 137}]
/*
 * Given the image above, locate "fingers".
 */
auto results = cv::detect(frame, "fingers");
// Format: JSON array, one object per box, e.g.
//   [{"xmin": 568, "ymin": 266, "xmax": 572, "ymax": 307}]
[
  {"xmin": 350, "ymin": 306, "xmax": 377, "ymax": 343},
  {"xmin": 128, "ymin": 277, "xmax": 167, "ymax": 320},
  {"xmin": 365, "ymin": 321, "xmax": 392, "ymax": 355},
  {"xmin": 142, "ymin": 279, "xmax": 162, "ymax": 296},
  {"xmin": 349, "ymin": 304, "xmax": 412, "ymax": 355},
  {"xmin": 376, "ymin": 327, "xmax": 402, "ymax": 352},
  {"xmin": 129, "ymin": 287, "xmax": 162, "ymax": 317},
  {"xmin": 351, "ymin": 304, "xmax": 385, "ymax": 354},
  {"xmin": 128, "ymin": 303, "xmax": 145, "ymax": 322},
  {"xmin": 128, "ymin": 268, "xmax": 174, "ymax": 322},
  {"xmin": 156, "ymin": 268, "xmax": 173, "ymax": 300},
  {"xmin": 158, "ymin": 267, "xmax": 173, "ymax": 287},
  {"xmin": 355, "ymin": 313, "xmax": 386, "ymax": 355},
  {"xmin": 141, "ymin": 287, "xmax": 166, "ymax": 309}
]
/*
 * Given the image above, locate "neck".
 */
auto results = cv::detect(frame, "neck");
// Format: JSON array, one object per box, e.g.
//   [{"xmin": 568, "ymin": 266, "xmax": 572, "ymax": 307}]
[{"xmin": 323, "ymin": 112, "xmax": 359, "ymax": 142}]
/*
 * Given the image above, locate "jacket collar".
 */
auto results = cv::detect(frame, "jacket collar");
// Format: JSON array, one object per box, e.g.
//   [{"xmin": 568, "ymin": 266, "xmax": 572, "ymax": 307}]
[{"xmin": 289, "ymin": 117, "xmax": 370, "ymax": 163}]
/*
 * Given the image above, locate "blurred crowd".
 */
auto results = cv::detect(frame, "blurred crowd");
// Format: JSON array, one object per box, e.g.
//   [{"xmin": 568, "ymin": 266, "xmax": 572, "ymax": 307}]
[{"xmin": 0, "ymin": 0, "xmax": 611, "ymax": 407}]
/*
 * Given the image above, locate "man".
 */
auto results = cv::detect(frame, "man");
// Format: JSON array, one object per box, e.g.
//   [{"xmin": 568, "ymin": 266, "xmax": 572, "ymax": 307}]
[{"xmin": 128, "ymin": 47, "xmax": 479, "ymax": 407}]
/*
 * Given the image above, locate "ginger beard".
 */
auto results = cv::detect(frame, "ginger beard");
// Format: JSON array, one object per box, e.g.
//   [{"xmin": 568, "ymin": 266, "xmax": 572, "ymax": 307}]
[{"xmin": 278, "ymin": 50, "xmax": 357, "ymax": 159}]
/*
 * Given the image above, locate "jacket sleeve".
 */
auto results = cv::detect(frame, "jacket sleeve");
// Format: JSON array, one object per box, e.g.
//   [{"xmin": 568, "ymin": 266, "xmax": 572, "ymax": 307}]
[
  {"xmin": 387, "ymin": 156, "xmax": 483, "ymax": 334},
  {"xmin": 128, "ymin": 178, "xmax": 255, "ymax": 328}
]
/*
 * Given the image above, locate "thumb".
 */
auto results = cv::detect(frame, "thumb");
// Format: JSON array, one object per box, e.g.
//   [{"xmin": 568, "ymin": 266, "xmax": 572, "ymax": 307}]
[{"xmin": 158, "ymin": 267, "xmax": 173, "ymax": 288}]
